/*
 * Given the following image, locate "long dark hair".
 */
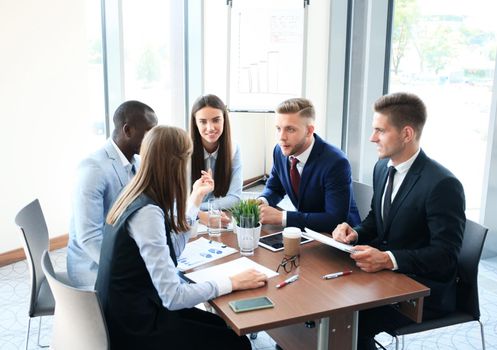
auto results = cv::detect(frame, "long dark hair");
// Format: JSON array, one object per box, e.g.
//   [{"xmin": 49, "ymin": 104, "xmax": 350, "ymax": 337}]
[{"xmin": 190, "ymin": 94, "xmax": 233, "ymax": 198}]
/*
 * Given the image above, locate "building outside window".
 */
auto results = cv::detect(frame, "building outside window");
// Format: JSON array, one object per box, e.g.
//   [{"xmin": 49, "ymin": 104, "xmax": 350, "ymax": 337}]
[{"xmin": 389, "ymin": 0, "xmax": 497, "ymax": 219}]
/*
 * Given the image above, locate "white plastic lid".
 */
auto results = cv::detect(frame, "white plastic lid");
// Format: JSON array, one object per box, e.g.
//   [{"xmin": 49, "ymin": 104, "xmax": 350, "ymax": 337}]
[{"xmin": 283, "ymin": 227, "xmax": 302, "ymax": 238}]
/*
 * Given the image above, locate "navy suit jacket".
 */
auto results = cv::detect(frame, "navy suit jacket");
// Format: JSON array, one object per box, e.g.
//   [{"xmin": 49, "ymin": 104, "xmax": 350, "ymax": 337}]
[
  {"xmin": 261, "ymin": 133, "xmax": 360, "ymax": 232},
  {"xmin": 356, "ymin": 149, "xmax": 465, "ymax": 316}
]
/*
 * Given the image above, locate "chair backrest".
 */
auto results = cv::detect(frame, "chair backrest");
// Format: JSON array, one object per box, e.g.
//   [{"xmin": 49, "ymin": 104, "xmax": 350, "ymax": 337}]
[
  {"xmin": 41, "ymin": 251, "xmax": 109, "ymax": 350},
  {"xmin": 456, "ymin": 219, "xmax": 488, "ymax": 319},
  {"xmin": 14, "ymin": 199, "xmax": 53, "ymax": 316},
  {"xmin": 352, "ymin": 181, "xmax": 374, "ymax": 221}
]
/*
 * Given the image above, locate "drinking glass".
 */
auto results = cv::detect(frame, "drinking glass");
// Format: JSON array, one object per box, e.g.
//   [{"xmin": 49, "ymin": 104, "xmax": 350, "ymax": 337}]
[
  {"xmin": 237, "ymin": 215, "xmax": 255, "ymax": 256},
  {"xmin": 207, "ymin": 199, "xmax": 222, "ymax": 237},
  {"xmin": 186, "ymin": 216, "xmax": 198, "ymax": 237}
]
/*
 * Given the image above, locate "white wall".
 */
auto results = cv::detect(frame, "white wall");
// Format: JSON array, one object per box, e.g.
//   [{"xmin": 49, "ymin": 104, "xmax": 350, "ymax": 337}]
[
  {"xmin": 0, "ymin": 1, "xmax": 105, "ymax": 254},
  {"xmin": 303, "ymin": 0, "xmax": 330, "ymax": 135},
  {"xmin": 230, "ymin": 112, "xmax": 277, "ymax": 181}
]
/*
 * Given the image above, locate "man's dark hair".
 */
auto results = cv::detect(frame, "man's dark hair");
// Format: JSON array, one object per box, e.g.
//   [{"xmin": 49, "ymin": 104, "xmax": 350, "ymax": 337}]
[
  {"xmin": 374, "ymin": 92, "xmax": 427, "ymax": 139},
  {"xmin": 113, "ymin": 100, "xmax": 155, "ymax": 131}
]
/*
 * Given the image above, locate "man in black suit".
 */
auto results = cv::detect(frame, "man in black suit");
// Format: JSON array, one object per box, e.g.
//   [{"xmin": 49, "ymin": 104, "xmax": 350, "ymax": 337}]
[{"xmin": 332, "ymin": 92, "xmax": 465, "ymax": 350}]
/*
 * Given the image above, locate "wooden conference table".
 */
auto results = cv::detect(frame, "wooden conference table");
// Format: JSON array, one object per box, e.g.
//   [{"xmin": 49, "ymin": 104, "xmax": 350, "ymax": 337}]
[{"xmin": 191, "ymin": 226, "xmax": 430, "ymax": 350}]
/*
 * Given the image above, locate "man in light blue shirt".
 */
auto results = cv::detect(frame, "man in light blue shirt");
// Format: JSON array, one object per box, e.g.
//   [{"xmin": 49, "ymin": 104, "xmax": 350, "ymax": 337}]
[{"xmin": 67, "ymin": 100, "xmax": 158, "ymax": 289}]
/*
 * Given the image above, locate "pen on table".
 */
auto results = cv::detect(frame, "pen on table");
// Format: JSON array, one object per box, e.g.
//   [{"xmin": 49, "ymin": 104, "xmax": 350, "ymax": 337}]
[
  {"xmin": 321, "ymin": 270, "xmax": 353, "ymax": 280},
  {"xmin": 276, "ymin": 274, "xmax": 299, "ymax": 289}
]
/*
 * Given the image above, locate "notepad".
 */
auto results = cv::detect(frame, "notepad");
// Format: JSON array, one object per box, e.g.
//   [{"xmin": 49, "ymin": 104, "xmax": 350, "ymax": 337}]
[{"xmin": 184, "ymin": 257, "xmax": 278, "ymax": 283}]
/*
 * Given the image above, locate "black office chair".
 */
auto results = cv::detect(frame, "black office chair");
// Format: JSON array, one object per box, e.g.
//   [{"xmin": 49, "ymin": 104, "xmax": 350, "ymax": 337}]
[
  {"xmin": 14, "ymin": 199, "xmax": 55, "ymax": 349},
  {"xmin": 352, "ymin": 180, "xmax": 373, "ymax": 220},
  {"xmin": 386, "ymin": 219, "xmax": 488, "ymax": 350}
]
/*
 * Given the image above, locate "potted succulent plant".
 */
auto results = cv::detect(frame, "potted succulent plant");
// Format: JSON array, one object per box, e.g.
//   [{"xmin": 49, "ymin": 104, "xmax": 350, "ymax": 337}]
[{"xmin": 230, "ymin": 199, "xmax": 261, "ymax": 251}]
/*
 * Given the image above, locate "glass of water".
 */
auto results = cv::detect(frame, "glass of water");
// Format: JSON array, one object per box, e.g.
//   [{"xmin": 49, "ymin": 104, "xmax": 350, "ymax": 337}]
[
  {"xmin": 237, "ymin": 215, "xmax": 255, "ymax": 256},
  {"xmin": 208, "ymin": 198, "xmax": 222, "ymax": 237}
]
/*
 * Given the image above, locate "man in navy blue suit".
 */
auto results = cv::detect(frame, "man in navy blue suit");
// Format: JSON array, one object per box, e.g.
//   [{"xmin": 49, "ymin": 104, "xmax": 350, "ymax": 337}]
[
  {"xmin": 259, "ymin": 97, "xmax": 360, "ymax": 232},
  {"xmin": 333, "ymin": 92, "xmax": 465, "ymax": 349}
]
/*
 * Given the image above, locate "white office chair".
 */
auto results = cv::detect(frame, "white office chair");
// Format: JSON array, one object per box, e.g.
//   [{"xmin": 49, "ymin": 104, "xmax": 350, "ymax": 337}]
[{"xmin": 41, "ymin": 250, "xmax": 109, "ymax": 350}]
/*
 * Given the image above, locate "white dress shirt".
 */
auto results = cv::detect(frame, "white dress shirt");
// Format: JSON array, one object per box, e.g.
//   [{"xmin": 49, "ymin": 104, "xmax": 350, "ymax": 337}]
[
  {"xmin": 383, "ymin": 148, "xmax": 421, "ymax": 270},
  {"xmin": 280, "ymin": 137, "xmax": 316, "ymax": 226},
  {"xmin": 199, "ymin": 144, "xmax": 243, "ymax": 210},
  {"xmin": 110, "ymin": 139, "xmax": 137, "ymax": 180},
  {"xmin": 260, "ymin": 137, "xmax": 316, "ymax": 226},
  {"xmin": 203, "ymin": 147, "xmax": 219, "ymax": 172}
]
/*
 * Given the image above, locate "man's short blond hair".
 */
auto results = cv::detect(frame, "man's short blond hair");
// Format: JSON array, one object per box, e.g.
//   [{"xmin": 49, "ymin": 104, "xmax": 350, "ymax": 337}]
[{"xmin": 276, "ymin": 98, "xmax": 315, "ymax": 121}]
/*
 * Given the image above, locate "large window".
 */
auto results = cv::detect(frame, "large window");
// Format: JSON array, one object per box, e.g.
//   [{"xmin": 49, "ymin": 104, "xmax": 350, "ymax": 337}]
[
  {"xmin": 121, "ymin": 0, "xmax": 185, "ymax": 126},
  {"xmin": 389, "ymin": 0, "xmax": 497, "ymax": 219}
]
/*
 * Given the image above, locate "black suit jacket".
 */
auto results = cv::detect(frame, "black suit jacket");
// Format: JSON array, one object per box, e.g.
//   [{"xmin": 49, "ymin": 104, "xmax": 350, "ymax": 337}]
[{"xmin": 356, "ymin": 149, "xmax": 465, "ymax": 317}]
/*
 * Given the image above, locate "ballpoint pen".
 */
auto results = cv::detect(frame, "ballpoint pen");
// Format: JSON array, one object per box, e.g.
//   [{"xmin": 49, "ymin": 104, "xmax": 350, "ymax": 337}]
[
  {"xmin": 322, "ymin": 270, "xmax": 353, "ymax": 280},
  {"xmin": 276, "ymin": 274, "xmax": 299, "ymax": 289}
]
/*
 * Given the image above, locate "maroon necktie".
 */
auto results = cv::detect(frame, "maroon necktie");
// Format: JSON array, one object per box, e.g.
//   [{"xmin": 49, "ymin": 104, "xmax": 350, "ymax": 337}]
[{"xmin": 290, "ymin": 157, "xmax": 300, "ymax": 197}]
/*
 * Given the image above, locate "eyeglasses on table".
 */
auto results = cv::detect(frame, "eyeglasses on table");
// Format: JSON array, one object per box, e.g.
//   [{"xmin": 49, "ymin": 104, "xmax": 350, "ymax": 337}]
[{"xmin": 276, "ymin": 255, "xmax": 299, "ymax": 273}]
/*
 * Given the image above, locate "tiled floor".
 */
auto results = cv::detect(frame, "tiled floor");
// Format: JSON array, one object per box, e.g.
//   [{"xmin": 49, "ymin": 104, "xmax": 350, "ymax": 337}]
[
  {"xmin": 1, "ymin": 248, "xmax": 496, "ymax": 349},
  {"xmin": 0, "ymin": 248, "xmax": 276, "ymax": 350}
]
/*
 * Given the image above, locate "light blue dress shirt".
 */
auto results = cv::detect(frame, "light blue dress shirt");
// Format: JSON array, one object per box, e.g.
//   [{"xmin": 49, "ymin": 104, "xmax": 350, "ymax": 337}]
[
  {"xmin": 200, "ymin": 144, "xmax": 242, "ymax": 210},
  {"xmin": 127, "ymin": 204, "xmax": 232, "ymax": 310}
]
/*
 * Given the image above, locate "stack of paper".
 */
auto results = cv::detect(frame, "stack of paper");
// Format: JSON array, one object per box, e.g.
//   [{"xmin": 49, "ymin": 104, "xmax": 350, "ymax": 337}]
[
  {"xmin": 304, "ymin": 228, "xmax": 356, "ymax": 253},
  {"xmin": 184, "ymin": 257, "xmax": 279, "ymax": 283}
]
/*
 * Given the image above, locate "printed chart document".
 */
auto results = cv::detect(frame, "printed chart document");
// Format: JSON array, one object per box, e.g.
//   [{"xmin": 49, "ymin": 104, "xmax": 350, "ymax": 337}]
[
  {"xmin": 304, "ymin": 228, "xmax": 356, "ymax": 253},
  {"xmin": 177, "ymin": 237, "xmax": 237, "ymax": 272},
  {"xmin": 184, "ymin": 257, "xmax": 279, "ymax": 283}
]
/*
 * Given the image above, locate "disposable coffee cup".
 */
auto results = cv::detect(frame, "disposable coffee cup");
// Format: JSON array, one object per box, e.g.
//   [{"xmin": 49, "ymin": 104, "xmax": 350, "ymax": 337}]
[{"xmin": 283, "ymin": 227, "xmax": 302, "ymax": 256}]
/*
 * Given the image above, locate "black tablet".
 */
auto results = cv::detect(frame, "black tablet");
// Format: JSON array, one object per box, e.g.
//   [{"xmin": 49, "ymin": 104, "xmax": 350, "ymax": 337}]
[{"xmin": 258, "ymin": 231, "xmax": 313, "ymax": 252}]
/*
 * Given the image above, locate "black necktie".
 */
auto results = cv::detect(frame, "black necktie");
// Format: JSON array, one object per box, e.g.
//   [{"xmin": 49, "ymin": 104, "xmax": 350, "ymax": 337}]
[
  {"xmin": 383, "ymin": 166, "xmax": 397, "ymax": 221},
  {"xmin": 127, "ymin": 164, "xmax": 136, "ymax": 181},
  {"xmin": 290, "ymin": 157, "xmax": 300, "ymax": 197}
]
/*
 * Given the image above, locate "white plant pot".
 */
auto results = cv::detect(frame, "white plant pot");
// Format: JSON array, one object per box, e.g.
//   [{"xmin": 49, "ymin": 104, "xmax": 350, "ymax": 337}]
[{"xmin": 235, "ymin": 223, "xmax": 261, "ymax": 250}]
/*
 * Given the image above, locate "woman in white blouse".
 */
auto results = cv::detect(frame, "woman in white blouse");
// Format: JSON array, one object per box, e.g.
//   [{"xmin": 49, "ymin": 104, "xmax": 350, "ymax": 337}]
[{"xmin": 190, "ymin": 94, "xmax": 243, "ymax": 226}]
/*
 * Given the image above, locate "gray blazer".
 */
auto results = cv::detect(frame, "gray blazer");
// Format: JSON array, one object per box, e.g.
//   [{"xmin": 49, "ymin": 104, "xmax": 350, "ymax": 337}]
[{"xmin": 67, "ymin": 140, "xmax": 139, "ymax": 288}]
